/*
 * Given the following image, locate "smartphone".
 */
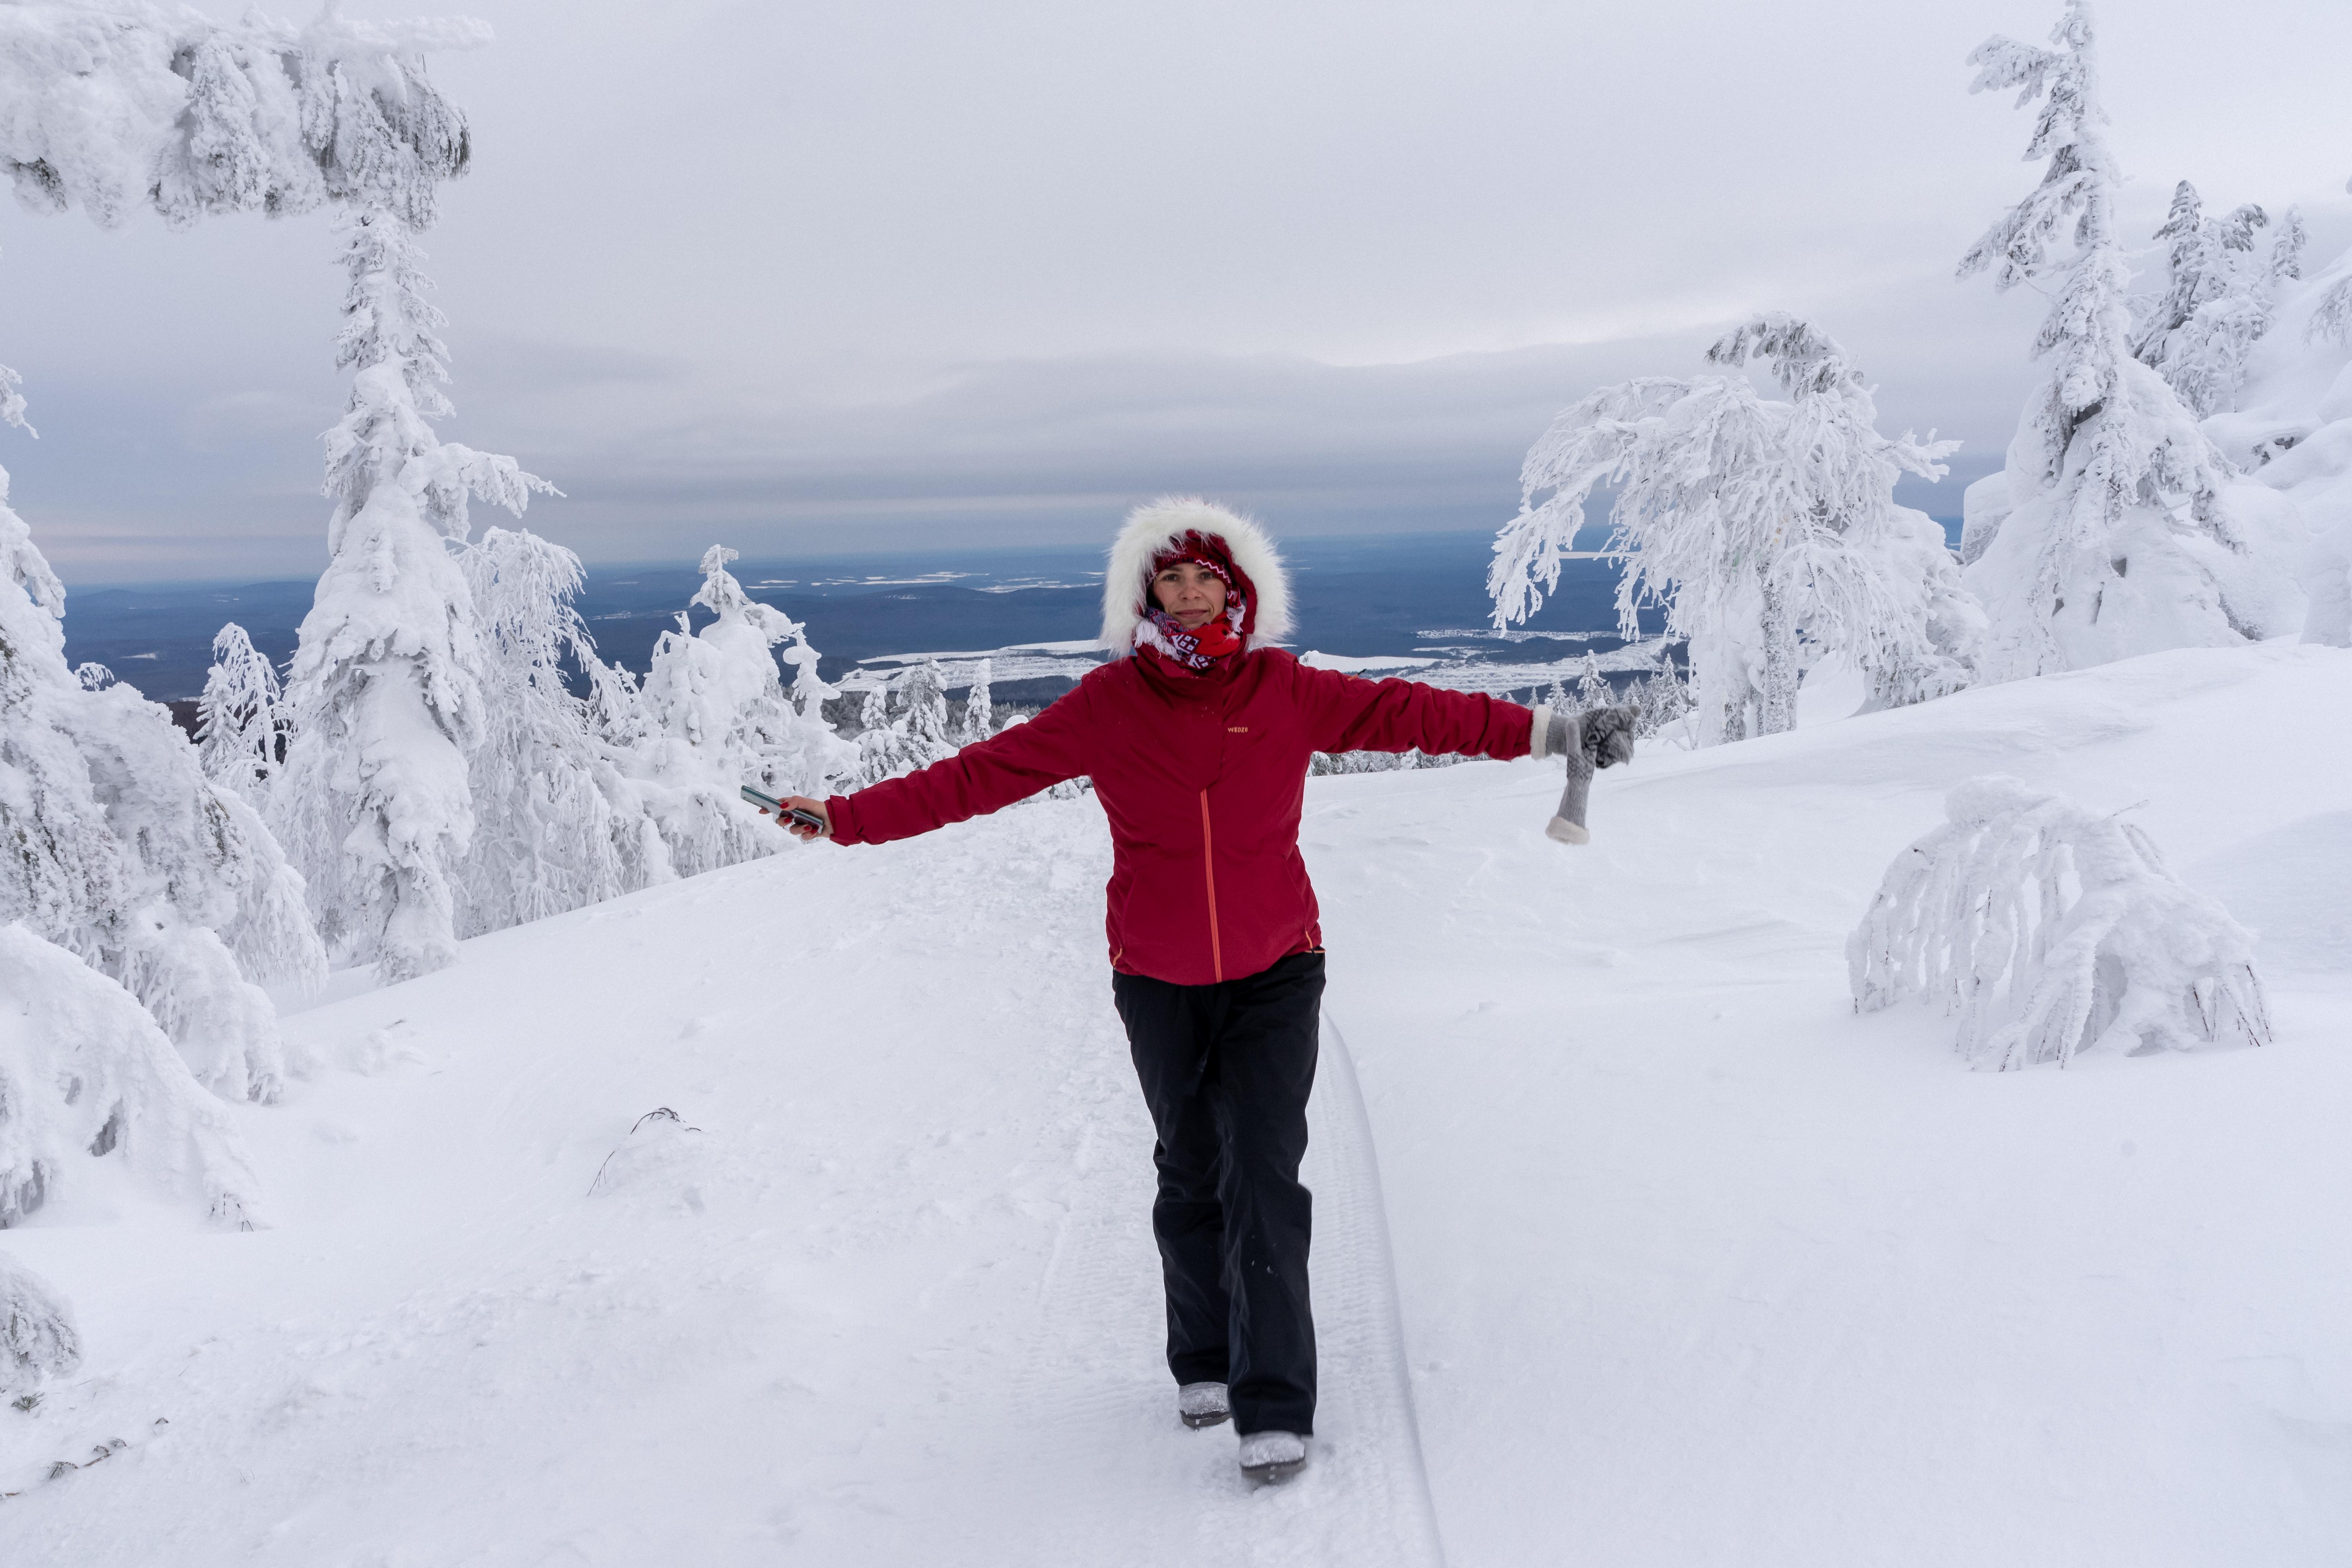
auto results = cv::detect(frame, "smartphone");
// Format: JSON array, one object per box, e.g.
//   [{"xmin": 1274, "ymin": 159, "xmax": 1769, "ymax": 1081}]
[{"xmin": 740, "ymin": 784, "xmax": 828, "ymax": 832}]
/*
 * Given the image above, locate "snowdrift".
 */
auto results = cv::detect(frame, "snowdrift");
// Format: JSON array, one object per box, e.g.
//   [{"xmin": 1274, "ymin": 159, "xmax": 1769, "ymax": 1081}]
[{"xmin": 2, "ymin": 641, "xmax": 2346, "ymax": 1565}]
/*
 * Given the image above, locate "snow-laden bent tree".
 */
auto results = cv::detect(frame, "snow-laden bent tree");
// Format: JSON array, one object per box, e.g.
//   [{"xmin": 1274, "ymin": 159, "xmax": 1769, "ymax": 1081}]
[
  {"xmin": 459, "ymin": 526, "xmax": 666, "ymax": 937},
  {"xmin": 272, "ymin": 207, "xmax": 553, "ymax": 982},
  {"xmin": 621, "ymin": 546, "xmax": 854, "ymax": 879},
  {"xmin": 0, "ymin": 921, "xmax": 268, "ymax": 1228},
  {"xmin": 1491, "ymin": 313, "xmax": 1974, "ymax": 745},
  {"xmin": 0, "ymin": 1246, "xmax": 80, "ymax": 1396},
  {"xmin": 1847, "ymin": 775, "xmax": 2271, "ymax": 1071},
  {"xmin": 0, "ymin": 372, "xmax": 323, "ymax": 1103},
  {"xmin": 1953, "ymin": 2, "xmax": 2306, "ymax": 681},
  {"xmin": 1, "ymin": 1, "xmax": 483, "ymax": 231},
  {"xmin": 195, "ymin": 621, "xmax": 284, "ymax": 806}
]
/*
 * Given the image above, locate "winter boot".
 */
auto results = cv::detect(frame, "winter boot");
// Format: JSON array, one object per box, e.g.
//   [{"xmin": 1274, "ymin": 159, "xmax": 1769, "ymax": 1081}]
[
  {"xmin": 1178, "ymin": 1381, "xmax": 1230, "ymax": 1429},
  {"xmin": 1237, "ymin": 1429, "xmax": 1308, "ymax": 1483}
]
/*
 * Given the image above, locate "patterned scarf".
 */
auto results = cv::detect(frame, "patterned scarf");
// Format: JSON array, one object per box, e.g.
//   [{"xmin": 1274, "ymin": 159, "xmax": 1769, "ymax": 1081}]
[{"xmin": 1141, "ymin": 604, "xmax": 1245, "ymax": 671}]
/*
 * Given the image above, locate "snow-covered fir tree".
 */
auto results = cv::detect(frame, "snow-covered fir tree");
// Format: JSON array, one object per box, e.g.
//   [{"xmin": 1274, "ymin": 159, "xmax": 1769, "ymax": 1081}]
[
  {"xmin": 272, "ymin": 207, "xmax": 554, "ymax": 982},
  {"xmin": 195, "ymin": 622, "xmax": 284, "ymax": 806},
  {"xmin": 1575, "ymin": 653, "xmax": 1610, "ymax": 711},
  {"xmin": 0, "ymin": 368, "xmax": 323, "ymax": 1104},
  {"xmin": 0, "ymin": 1246, "xmax": 80, "ymax": 1395},
  {"xmin": 2201, "ymin": 209, "xmax": 2352, "ymax": 646},
  {"xmin": 960, "ymin": 658, "xmax": 995, "ymax": 744},
  {"xmin": 900, "ymin": 658, "xmax": 955, "ymax": 759},
  {"xmin": 2129, "ymin": 182, "xmax": 2308, "ymax": 420},
  {"xmin": 458, "ymin": 527, "xmax": 666, "ymax": 937},
  {"xmin": 1953, "ymin": 2, "xmax": 2307, "ymax": 681},
  {"xmin": 1630, "ymin": 648, "xmax": 1692, "ymax": 740},
  {"xmin": 1492, "ymin": 314, "xmax": 1971, "ymax": 744},
  {"xmin": 2308, "ymin": 181, "xmax": 2352, "ymax": 351},
  {"xmin": 853, "ymin": 659, "xmax": 960, "ymax": 786},
  {"xmin": 622, "ymin": 547, "xmax": 853, "ymax": 878}
]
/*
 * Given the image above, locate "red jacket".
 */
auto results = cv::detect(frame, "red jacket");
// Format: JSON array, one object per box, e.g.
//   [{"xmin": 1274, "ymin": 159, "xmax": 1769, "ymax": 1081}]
[{"xmin": 828, "ymin": 648, "xmax": 1534, "ymax": 985}]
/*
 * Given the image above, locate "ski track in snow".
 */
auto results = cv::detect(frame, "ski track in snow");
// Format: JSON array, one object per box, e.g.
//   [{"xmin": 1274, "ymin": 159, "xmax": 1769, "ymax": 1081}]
[{"xmin": 1004, "ymin": 1009, "xmax": 1447, "ymax": 1567}]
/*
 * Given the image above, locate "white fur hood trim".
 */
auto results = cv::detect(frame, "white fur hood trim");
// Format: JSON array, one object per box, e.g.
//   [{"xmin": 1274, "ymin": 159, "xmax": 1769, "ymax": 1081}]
[{"xmin": 1099, "ymin": 497, "xmax": 1292, "ymax": 654}]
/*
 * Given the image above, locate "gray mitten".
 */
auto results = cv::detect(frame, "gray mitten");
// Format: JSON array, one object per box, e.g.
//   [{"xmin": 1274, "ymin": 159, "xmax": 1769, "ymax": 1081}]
[{"xmin": 1535, "ymin": 704, "xmax": 1638, "ymax": 845}]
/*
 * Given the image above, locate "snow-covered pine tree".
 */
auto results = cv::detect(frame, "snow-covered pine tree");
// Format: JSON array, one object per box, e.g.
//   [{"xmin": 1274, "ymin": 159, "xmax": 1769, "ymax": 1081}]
[
  {"xmin": 960, "ymin": 658, "xmax": 995, "ymax": 744},
  {"xmin": 851, "ymin": 684, "xmax": 899, "ymax": 786},
  {"xmin": 2129, "ymin": 182, "xmax": 2307, "ymax": 419},
  {"xmin": 1848, "ymin": 775, "xmax": 2270, "ymax": 1070},
  {"xmin": 2309, "ymin": 182, "xmax": 2352, "ymax": 349},
  {"xmin": 1, "ymin": 368, "xmax": 323, "ymax": 1103},
  {"xmin": 1492, "ymin": 314, "xmax": 1969, "ymax": 744},
  {"xmin": 899, "ymin": 658, "xmax": 955, "ymax": 762},
  {"xmin": 2131, "ymin": 183, "xmax": 2262, "ymax": 370},
  {"xmin": 1954, "ymin": 3, "xmax": 2307, "ymax": 681},
  {"xmin": 1543, "ymin": 673, "xmax": 1573, "ymax": 716},
  {"xmin": 1575, "ymin": 653, "xmax": 1610, "ymax": 711},
  {"xmin": 854, "ymin": 660, "xmax": 960, "ymax": 787},
  {"xmin": 271, "ymin": 207, "xmax": 553, "ymax": 982},
  {"xmin": 0, "ymin": 1247, "xmax": 80, "ymax": 1395},
  {"xmin": 622, "ymin": 547, "xmax": 854, "ymax": 877},
  {"xmin": 1631, "ymin": 650, "xmax": 1691, "ymax": 740},
  {"xmin": 459, "ymin": 526, "xmax": 668, "ymax": 936},
  {"xmin": 2201, "ymin": 203, "xmax": 2352, "ymax": 645},
  {"xmin": 195, "ymin": 622, "xmax": 284, "ymax": 805}
]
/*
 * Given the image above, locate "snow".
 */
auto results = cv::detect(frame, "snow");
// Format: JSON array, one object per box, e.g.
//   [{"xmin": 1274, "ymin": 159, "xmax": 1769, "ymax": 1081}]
[
  {"xmin": 3, "ymin": 640, "xmax": 2348, "ymax": 1562},
  {"xmin": 1299, "ymin": 651, "xmax": 1437, "ymax": 673}
]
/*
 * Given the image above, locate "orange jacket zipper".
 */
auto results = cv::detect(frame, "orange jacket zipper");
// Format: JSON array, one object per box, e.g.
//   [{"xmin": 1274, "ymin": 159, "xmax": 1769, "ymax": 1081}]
[{"xmin": 1199, "ymin": 789, "xmax": 1224, "ymax": 982}]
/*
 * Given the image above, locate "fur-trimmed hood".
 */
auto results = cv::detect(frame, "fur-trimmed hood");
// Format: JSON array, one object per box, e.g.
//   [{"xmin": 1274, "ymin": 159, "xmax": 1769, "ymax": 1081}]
[{"xmin": 1099, "ymin": 497, "xmax": 1292, "ymax": 655}]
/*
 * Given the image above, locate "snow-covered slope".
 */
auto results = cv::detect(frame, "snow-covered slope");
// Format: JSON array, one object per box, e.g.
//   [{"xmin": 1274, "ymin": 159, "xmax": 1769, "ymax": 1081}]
[{"xmin": 5, "ymin": 641, "xmax": 2349, "ymax": 1565}]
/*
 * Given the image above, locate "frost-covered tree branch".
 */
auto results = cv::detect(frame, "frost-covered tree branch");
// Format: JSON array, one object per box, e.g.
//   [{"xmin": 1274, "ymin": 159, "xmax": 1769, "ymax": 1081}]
[
  {"xmin": 2, "ymin": 0, "xmax": 486, "ymax": 230},
  {"xmin": 1847, "ymin": 775, "xmax": 2271, "ymax": 1070}
]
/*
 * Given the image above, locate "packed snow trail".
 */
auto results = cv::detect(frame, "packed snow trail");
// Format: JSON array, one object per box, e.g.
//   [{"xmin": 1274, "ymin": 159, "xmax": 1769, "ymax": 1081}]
[
  {"xmin": 1007, "ymin": 1009, "xmax": 1447, "ymax": 1565},
  {"xmin": 0, "ymin": 784, "xmax": 1443, "ymax": 1563}
]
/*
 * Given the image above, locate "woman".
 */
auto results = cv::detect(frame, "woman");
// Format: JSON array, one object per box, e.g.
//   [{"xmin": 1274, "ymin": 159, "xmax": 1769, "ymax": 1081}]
[{"xmin": 775, "ymin": 497, "xmax": 1617, "ymax": 1483}]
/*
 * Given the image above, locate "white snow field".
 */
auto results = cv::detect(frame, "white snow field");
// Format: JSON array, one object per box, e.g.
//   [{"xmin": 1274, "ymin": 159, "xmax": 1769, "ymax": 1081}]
[{"xmin": 5, "ymin": 640, "xmax": 2350, "ymax": 1565}]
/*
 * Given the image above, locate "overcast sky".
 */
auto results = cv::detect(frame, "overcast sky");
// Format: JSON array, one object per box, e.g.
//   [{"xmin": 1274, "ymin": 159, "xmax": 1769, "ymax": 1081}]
[{"xmin": 5, "ymin": 0, "xmax": 2348, "ymax": 584}]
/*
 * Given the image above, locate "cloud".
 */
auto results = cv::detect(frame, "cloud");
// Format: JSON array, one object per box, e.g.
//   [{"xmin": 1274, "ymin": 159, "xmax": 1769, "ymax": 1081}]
[{"xmin": 4, "ymin": 0, "xmax": 2347, "ymax": 582}]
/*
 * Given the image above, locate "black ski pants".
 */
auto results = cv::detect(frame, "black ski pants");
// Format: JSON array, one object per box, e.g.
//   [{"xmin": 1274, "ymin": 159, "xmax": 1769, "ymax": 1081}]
[{"xmin": 1111, "ymin": 949, "xmax": 1323, "ymax": 1437}]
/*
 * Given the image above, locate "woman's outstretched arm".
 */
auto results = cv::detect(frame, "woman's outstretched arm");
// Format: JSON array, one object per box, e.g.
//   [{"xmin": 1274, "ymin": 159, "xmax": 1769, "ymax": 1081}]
[
  {"xmin": 1293, "ymin": 659, "xmax": 1539, "ymax": 759},
  {"xmin": 814, "ymin": 682, "xmax": 1097, "ymax": 846}
]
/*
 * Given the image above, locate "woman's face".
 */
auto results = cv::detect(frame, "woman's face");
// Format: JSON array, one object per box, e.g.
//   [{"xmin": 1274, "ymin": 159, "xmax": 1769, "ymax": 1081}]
[{"xmin": 1151, "ymin": 561, "xmax": 1229, "ymax": 630}]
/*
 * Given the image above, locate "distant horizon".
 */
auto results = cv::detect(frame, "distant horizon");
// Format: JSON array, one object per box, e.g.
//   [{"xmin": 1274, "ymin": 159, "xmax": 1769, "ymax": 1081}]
[{"xmin": 51, "ymin": 513, "xmax": 1966, "ymax": 595}]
